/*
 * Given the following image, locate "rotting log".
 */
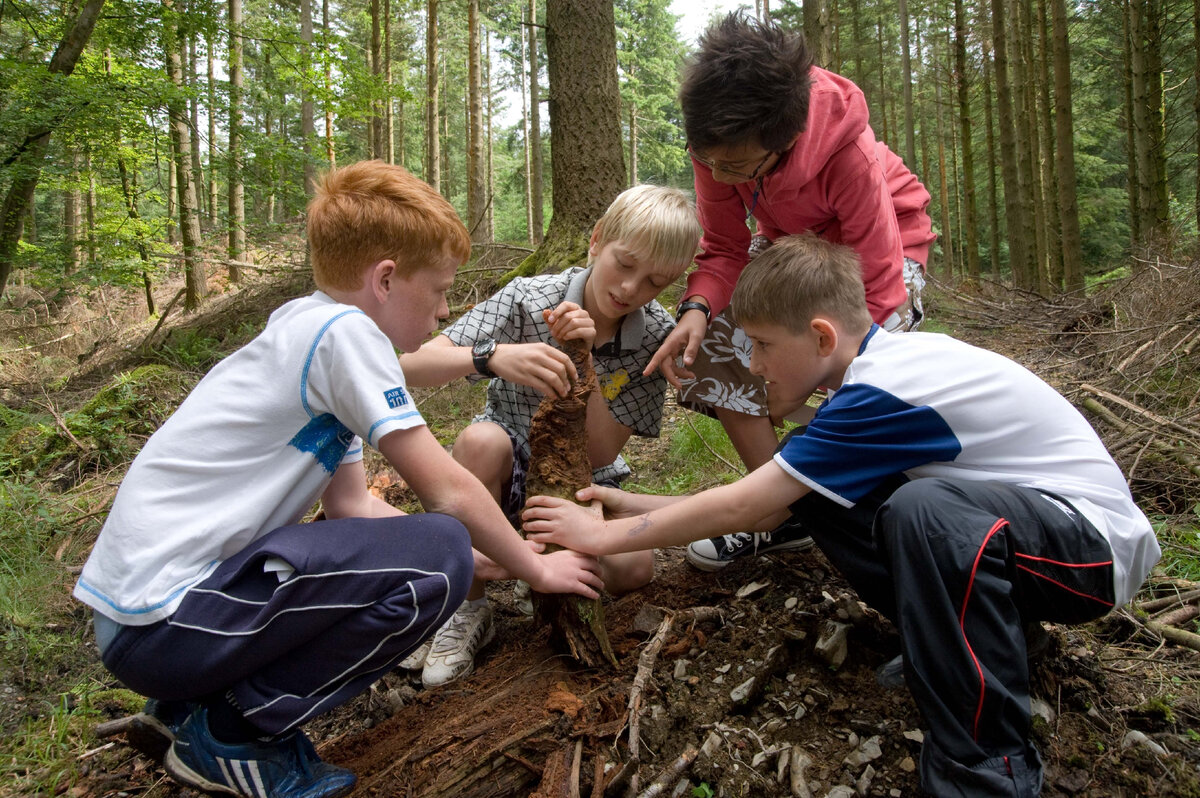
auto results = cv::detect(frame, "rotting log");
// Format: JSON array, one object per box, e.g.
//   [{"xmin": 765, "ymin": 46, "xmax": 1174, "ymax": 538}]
[{"xmin": 523, "ymin": 336, "xmax": 617, "ymax": 668}]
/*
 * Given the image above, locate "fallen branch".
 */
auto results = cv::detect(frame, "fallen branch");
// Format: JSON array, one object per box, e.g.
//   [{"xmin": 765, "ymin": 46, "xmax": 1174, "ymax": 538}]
[
  {"xmin": 1080, "ymin": 397, "xmax": 1200, "ymax": 479},
  {"xmin": 138, "ymin": 287, "xmax": 187, "ymax": 352},
  {"xmin": 1079, "ymin": 383, "xmax": 1200, "ymax": 446},
  {"xmin": 624, "ymin": 607, "xmax": 723, "ymax": 797},
  {"xmin": 1137, "ymin": 588, "xmax": 1200, "ymax": 614},
  {"xmin": 1145, "ymin": 619, "xmax": 1200, "ymax": 652},
  {"xmin": 1152, "ymin": 604, "xmax": 1200, "ymax": 628}
]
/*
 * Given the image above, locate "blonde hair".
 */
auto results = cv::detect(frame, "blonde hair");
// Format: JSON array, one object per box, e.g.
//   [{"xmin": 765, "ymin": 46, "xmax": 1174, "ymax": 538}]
[
  {"xmin": 307, "ymin": 160, "xmax": 470, "ymax": 291},
  {"xmin": 732, "ymin": 234, "xmax": 873, "ymax": 334},
  {"xmin": 591, "ymin": 184, "xmax": 702, "ymax": 277}
]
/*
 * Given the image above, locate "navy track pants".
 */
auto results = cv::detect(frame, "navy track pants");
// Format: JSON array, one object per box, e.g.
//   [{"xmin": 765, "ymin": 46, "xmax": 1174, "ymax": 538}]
[
  {"xmin": 100, "ymin": 513, "xmax": 473, "ymax": 735},
  {"xmin": 791, "ymin": 477, "xmax": 1116, "ymax": 797}
]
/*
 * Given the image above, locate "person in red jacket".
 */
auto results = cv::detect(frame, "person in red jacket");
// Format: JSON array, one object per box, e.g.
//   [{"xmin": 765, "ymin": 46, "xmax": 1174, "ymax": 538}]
[{"xmin": 646, "ymin": 12, "xmax": 936, "ymax": 570}]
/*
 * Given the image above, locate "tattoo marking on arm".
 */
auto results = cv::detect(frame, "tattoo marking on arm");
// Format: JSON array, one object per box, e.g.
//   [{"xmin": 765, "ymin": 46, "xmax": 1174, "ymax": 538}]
[{"xmin": 627, "ymin": 514, "xmax": 652, "ymax": 538}]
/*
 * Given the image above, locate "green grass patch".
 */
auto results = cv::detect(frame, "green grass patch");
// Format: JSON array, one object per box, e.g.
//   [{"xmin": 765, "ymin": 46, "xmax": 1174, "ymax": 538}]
[{"xmin": 1151, "ymin": 512, "xmax": 1200, "ymax": 584}]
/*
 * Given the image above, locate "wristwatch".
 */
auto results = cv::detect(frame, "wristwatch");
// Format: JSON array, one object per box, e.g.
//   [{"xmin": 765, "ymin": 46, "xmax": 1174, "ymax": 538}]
[
  {"xmin": 471, "ymin": 338, "xmax": 498, "ymax": 377},
  {"xmin": 675, "ymin": 300, "xmax": 712, "ymax": 324}
]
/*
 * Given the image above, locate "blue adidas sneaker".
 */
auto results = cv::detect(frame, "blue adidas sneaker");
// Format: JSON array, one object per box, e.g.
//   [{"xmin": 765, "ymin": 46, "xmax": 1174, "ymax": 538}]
[
  {"xmin": 125, "ymin": 698, "xmax": 192, "ymax": 762},
  {"xmin": 165, "ymin": 706, "xmax": 357, "ymax": 798}
]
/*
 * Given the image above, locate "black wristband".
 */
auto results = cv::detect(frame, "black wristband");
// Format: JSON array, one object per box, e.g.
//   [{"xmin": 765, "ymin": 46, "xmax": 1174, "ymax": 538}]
[{"xmin": 675, "ymin": 300, "xmax": 711, "ymax": 324}]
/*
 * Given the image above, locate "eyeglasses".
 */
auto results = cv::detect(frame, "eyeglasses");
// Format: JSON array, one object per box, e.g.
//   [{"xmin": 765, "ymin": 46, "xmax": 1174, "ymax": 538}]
[{"xmin": 688, "ymin": 147, "xmax": 775, "ymax": 181}]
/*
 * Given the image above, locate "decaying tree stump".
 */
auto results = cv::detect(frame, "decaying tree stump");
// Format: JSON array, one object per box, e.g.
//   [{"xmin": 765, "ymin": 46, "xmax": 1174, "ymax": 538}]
[{"xmin": 523, "ymin": 337, "xmax": 617, "ymax": 668}]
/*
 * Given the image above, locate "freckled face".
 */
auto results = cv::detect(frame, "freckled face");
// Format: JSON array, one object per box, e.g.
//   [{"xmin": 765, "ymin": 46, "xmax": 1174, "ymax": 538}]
[
  {"xmin": 381, "ymin": 252, "xmax": 458, "ymax": 352},
  {"xmin": 585, "ymin": 240, "xmax": 676, "ymax": 324},
  {"xmin": 744, "ymin": 320, "xmax": 828, "ymax": 408}
]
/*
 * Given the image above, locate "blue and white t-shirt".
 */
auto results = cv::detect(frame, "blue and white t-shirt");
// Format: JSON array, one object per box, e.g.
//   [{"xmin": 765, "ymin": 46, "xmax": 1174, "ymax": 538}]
[
  {"xmin": 775, "ymin": 326, "xmax": 1159, "ymax": 606},
  {"xmin": 75, "ymin": 292, "xmax": 426, "ymax": 625}
]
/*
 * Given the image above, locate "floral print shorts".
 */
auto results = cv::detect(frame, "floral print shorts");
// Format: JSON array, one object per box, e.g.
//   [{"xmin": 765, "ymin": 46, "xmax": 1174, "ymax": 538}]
[{"xmin": 677, "ymin": 252, "xmax": 926, "ymax": 418}]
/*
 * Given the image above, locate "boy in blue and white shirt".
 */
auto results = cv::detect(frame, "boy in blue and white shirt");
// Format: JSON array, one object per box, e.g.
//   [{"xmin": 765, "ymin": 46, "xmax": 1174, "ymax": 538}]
[
  {"xmin": 74, "ymin": 162, "xmax": 602, "ymax": 798},
  {"xmin": 521, "ymin": 234, "xmax": 1160, "ymax": 798}
]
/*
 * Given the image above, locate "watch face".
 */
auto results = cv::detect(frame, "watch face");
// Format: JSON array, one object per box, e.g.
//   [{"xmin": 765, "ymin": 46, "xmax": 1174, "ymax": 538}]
[{"xmin": 473, "ymin": 339, "xmax": 496, "ymax": 358}]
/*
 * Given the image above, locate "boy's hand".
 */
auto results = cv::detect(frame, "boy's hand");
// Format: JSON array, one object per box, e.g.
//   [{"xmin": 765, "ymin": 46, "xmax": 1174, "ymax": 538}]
[
  {"xmin": 574, "ymin": 484, "xmax": 639, "ymax": 519},
  {"xmin": 472, "ymin": 539, "xmax": 546, "ymax": 582},
  {"xmin": 544, "ymin": 303, "xmax": 596, "ymax": 351},
  {"xmin": 522, "ymin": 495, "xmax": 610, "ymax": 556},
  {"xmin": 490, "ymin": 342, "xmax": 576, "ymax": 397},
  {"xmin": 644, "ymin": 311, "xmax": 706, "ymax": 388},
  {"xmin": 528, "ymin": 548, "xmax": 605, "ymax": 598}
]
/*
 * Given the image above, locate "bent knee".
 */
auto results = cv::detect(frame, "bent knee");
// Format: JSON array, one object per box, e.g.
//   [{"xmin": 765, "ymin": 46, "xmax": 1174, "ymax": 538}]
[{"xmin": 601, "ymin": 551, "xmax": 655, "ymax": 595}]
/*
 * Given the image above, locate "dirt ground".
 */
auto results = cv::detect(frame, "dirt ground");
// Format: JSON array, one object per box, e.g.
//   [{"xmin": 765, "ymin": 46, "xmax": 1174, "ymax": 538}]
[
  {"xmin": 22, "ymin": 263, "xmax": 1200, "ymax": 798},
  {"xmin": 77, "ymin": 448, "xmax": 1200, "ymax": 797}
]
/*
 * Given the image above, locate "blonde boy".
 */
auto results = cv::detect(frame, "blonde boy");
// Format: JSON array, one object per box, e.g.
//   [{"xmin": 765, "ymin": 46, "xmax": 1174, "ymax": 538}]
[
  {"xmin": 399, "ymin": 185, "xmax": 702, "ymax": 687},
  {"xmin": 523, "ymin": 235, "xmax": 1159, "ymax": 798},
  {"xmin": 74, "ymin": 161, "xmax": 602, "ymax": 798}
]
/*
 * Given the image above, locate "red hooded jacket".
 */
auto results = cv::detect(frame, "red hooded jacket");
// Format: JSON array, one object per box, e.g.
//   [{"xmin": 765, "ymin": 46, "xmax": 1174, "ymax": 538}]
[{"xmin": 687, "ymin": 67, "xmax": 936, "ymax": 324}]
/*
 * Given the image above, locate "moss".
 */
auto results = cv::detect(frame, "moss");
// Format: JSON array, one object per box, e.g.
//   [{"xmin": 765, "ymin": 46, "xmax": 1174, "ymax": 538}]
[{"xmin": 500, "ymin": 229, "xmax": 590, "ymax": 284}]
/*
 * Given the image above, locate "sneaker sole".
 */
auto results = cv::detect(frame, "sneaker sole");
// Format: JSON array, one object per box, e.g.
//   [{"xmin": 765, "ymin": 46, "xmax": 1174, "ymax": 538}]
[
  {"xmin": 164, "ymin": 745, "xmax": 241, "ymax": 796},
  {"xmin": 684, "ymin": 536, "xmax": 815, "ymax": 572}
]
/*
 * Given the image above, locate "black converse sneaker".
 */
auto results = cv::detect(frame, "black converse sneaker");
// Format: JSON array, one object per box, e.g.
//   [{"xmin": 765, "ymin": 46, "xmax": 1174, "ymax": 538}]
[{"xmin": 685, "ymin": 520, "xmax": 814, "ymax": 571}]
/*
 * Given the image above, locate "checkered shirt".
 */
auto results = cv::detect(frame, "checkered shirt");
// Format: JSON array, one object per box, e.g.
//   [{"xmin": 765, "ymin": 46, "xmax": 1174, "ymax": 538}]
[{"xmin": 442, "ymin": 266, "xmax": 673, "ymax": 483}]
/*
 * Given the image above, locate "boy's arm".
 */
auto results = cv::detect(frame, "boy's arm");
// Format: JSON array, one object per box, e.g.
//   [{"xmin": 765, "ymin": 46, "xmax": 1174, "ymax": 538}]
[
  {"xmin": 399, "ymin": 334, "xmax": 577, "ymax": 398},
  {"xmin": 523, "ymin": 460, "xmax": 807, "ymax": 556},
  {"xmin": 378, "ymin": 424, "xmax": 604, "ymax": 597},
  {"xmin": 321, "ymin": 459, "xmax": 405, "ymax": 519}
]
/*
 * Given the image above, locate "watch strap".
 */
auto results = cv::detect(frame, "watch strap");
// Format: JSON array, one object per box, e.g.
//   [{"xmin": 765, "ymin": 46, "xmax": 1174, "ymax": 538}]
[{"xmin": 676, "ymin": 300, "xmax": 712, "ymax": 324}]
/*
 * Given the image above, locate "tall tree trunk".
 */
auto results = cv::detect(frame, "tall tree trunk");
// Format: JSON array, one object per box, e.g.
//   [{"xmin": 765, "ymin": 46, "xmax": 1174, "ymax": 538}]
[
  {"xmin": 1052, "ymin": 0, "xmax": 1083, "ymax": 291},
  {"xmin": 64, "ymin": 149, "xmax": 82, "ymax": 274},
  {"xmin": 629, "ymin": 101, "xmax": 638, "ymax": 187},
  {"xmin": 982, "ymin": 36, "xmax": 1002, "ymax": 278},
  {"xmin": 529, "ymin": 0, "xmax": 545, "ymax": 242},
  {"xmin": 803, "ymin": 0, "xmax": 829, "ymax": 65},
  {"xmin": 467, "ymin": 0, "xmax": 490, "ymax": 243},
  {"xmin": 898, "ymin": 0, "xmax": 916, "ymax": 168},
  {"xmin": 506, "ymin": 0, "xmax": 625, "ymax": 271},
  {"xmin": 111, "ymin": 48, "xmax": 156, "ymax": 315},
  {"xmin": 992, "ymin": 0, "xmax": 1029, "ymax": 285},
  {"xmin": 425, "ymin": 0, "xmax": 440, "ymax": 191},
  {"xmin": 187, "ymin": 29, "xmax": 205, "ymax": 226},
  {"xmin": 875, "ymin": 15, "xmax": 889, "ymax": 145},
  {"xmin": 165, "ymin": 0, "xmax": 207, "ymax": 310},
  {"xmin": 1036, "ymin": 0, "xmax": 1063, "ymax": 290},
  {"xmin": 1017, "ymin": 0, "xmax": 1047, "ymax": 293},
  {"xmin": 166, "ymin": 145, "xmax": 178, "ymax": 246},
  {"xmin": 954, "ymin": 0, "xmax": 980, "ymax": 281},
  {"xmin": 323, "ymin": 0, "xmax": 335, "ymax": 169},
  {"xmin": 521, "ymin": 11, "xmax": 534, "ymax": 244},
  {"xmin": 1123, "ymin": 0, "xmax": 1142, "ymax": 250},
  {"xmin": 207, "ymin": 36, "xmax": 219, "ymax": 227},
  {"xmin": 85, "ymin": 148, "xmax": 97, "ymax": 264},
  {"xmin": 933, "ymin": 33, "xmax": 953, "ymax": 278},
  {"xmin": 384, "ymin": 0, "xmax": 393, "ymax": 164},
  {"xmin": 227, "ymin": 0, "xmax": 245, "ymax": 281},
  {"xmin": 369, "ymin": 0, "xmax": 383, "ymax": 160},
  {"xmin": 1143, "ymin": 0, "xmax": 1169, "ymax": 248},
  {"xmin": 486, "ymin": 29, "xmax": 494, "ymax": 237},
  {"xmin": 301, "ymin": 0, "xmax": 316, "ymax": 195},
  {"xmin": 0, "ymin": 0, "xmax": 105, "ymax": 298}
]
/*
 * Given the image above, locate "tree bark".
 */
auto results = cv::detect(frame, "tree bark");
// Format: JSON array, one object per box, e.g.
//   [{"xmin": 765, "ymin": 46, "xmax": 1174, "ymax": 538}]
[
  {"xmin": 228, "ymin": 0, "xmax": 245, "ymax": 281},
  {"xmin": 425, "ymin": 0, "xmax": 440, "ymax": 191},
  {"xmin": 529, "ymin": 0, "xmax": 545, "ymax": 243},
  {"xmin": 898, "ymin": 0, "xmax": 916, "ymax": 169},
  {"xmin": 165, "ymin": 0, "xmax": 207, "ymax": 311},
  {"xmin": 507, "ymin": 0, "xmax": 625, "ymax": 279},
  {"xmin": 523, "ymin": 339, "xmax": 617, "ymax": 669},
  {"xmin": 301, "ymin": 0, "xmax": 316, "ymax": 195},
  {"xmin": 1036, "ymin": 0, "xmax": 1063, "ymax": 291},
  {"xmin": 467, "ymin": 0, "xmax": 491, "ymax": 242},
  {"xmin": 323, "ymin": 0, "xmax": 336, "ymax": 169},
  {"xmin": 207, "ymin": 36, "xmax": 219, "ymax": 227},
  {"xmin": 992, "ymin": 0, "xmax": 1029, "ymax": 286},
  {"xmin": 954, "ymin": 0, "xmax": 980, "ymax": 281}
]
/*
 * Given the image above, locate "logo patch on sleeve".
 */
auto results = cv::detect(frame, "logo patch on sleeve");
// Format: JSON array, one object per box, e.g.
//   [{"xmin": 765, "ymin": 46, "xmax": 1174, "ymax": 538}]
[{"xmin": 384, "ymin": 386, "xmax": 409, "ymax": 408}]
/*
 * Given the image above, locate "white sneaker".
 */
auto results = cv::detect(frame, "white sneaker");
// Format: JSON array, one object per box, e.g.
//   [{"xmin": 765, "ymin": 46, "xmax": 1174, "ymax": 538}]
[
  {"xmin": 421, "ymin": 600, "xmax": 495, "ymax": 688},
  {"xmin": 397, "ymin": 639, "xmax": 432, "ymax": 671},
  {"xmin": 513, "ymin": 580, "xmax": 535, "ymax": 616}
]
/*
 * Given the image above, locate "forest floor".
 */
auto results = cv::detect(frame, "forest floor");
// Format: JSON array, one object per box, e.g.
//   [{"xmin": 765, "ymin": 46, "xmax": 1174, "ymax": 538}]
[{"xmin": 2, "ymin": 246, "xmax": 1200, "ymax": 798}]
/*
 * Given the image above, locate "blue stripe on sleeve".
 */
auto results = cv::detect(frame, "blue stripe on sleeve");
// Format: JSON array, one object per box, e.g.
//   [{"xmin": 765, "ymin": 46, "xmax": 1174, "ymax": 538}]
[{"xmin": 778, "ymin": 383, "xmax": 962, "ymax": 504}]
